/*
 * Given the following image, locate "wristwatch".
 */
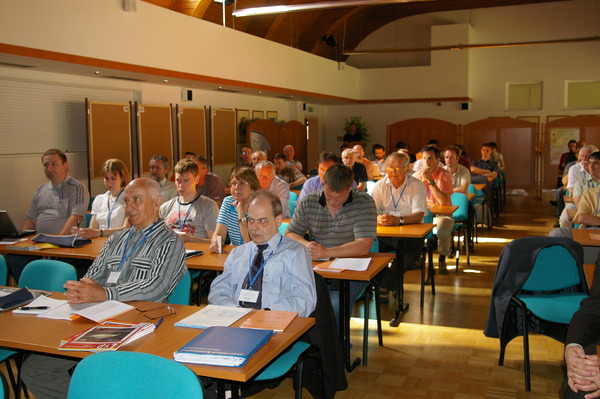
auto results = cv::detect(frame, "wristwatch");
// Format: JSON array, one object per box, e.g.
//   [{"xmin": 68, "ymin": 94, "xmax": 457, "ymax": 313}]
[
  {"xmin": 238, "ymin": 217, "xmax": 247, "ymax": 223},
  {"xmin": 399, "ymin": 216, "xmax": 404, "ymax": 225},
  {"xmin": 429, "ymin": 180, "xmax": 436, "ymax": 186}
]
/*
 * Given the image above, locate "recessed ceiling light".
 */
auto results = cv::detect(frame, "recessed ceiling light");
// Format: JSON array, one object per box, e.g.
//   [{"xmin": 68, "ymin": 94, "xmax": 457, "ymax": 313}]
[
  {"xmin": 94, "ymin": 71, "xmax": 100, "ymax": 75},
  {"xmin": 163, "ymin": 79, "xmax": 169, "ymax": 83}
]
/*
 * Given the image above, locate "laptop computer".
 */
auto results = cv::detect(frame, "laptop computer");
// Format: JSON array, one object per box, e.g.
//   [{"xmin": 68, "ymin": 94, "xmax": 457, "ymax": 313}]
[{"xmin": 0, "ymin": 210, "xmax": 36, "ymax": 239}]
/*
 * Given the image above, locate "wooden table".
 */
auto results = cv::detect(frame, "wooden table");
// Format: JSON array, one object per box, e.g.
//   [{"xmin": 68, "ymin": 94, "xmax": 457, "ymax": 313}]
[
  {"xmin": 428, "ymin": 204, "xmax": 458, "ymax": 216},
  {"xmin": 0, "ymin": 294, "xmax": 314, "ymax": 395},
  {"xmin": 472, "ymin": 183, "xmax": 487, "ymax": 191},
  {"xmin": 572, "ymin": 229, "xmax": 600, "ymax": 264},
  {"xmin": 0, "ymin": 237, "xmax": 107, "ymax": 259},
  {"xmin": 376, "ymin": 223, "xmax": 434, "ymax": 327}
]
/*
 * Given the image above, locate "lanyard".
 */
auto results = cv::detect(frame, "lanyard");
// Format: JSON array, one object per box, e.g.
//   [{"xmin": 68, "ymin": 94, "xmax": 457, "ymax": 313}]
[
  {"xmin": 117, "ymin": 220, "xmax": 161, "ymax": 271},
  {"xmin": 246, "ymin": 235, "xmax": 283, "ymax": 289},
  {"xmin": 106, "ymin": 189, "xmax": 123, "ymax": 229},
  {"xmin": 389, "ymin": 183, "xmax": 407, "ymax": 211},
  {"xmin": 177, "ymin": 192, "xmax": 200, "ymax": 230}
]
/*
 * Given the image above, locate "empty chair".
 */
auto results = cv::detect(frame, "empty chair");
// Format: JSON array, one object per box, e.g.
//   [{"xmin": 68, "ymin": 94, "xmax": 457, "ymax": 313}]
[
  {"xmin": 168, "ymin": 270, "xmax": 192, "ymax": 305},
  {"xmin": 18, "ymin": 259, "xmax": 77, "ymax": 292},
  {"xmin": 67, "ymin": 352, "xmax": 203, "ymax": 399}
]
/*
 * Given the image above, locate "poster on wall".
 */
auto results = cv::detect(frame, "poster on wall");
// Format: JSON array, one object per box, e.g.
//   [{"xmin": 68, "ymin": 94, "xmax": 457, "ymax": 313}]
[{"xmin": 550, "ymin": 128, "xmax": 579, "ymax": 165}]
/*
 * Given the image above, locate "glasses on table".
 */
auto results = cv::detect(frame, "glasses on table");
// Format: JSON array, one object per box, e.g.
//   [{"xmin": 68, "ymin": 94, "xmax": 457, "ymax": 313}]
[{"xmin": 135, "ymin": 304, "xmax": 176, "ymax": 320}]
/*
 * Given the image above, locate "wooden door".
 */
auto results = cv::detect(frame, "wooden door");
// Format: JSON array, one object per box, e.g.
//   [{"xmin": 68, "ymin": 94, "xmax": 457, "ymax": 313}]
[
  {"xmin": 247, "ymin": 119, "xmax": 282, "ymax": 160},
  {"xmin": 386, "ymin": 118, "xmax": 458, "ymax": 157},
  {"xmin": 282, "ymin": 121, "xmax": 307, "ymax": 174}
]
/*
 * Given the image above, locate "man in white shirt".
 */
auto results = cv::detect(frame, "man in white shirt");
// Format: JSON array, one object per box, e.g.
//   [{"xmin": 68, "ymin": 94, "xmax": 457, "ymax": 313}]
[
  {"xmin": 443, "ymin": 146, "xmax": 471, "ymax": 194},
  {"xmin": 149, "ymin": 154, "xmax": 177, "ymax": 202},
  {"xmin": 255, "ymin": 160, "xmax": 290, "ymax": 217}
]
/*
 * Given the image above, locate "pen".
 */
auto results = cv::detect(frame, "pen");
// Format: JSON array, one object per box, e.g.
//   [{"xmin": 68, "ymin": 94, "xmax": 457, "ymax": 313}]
[
  {"xmin": 155, "ymin": 317, "xmax": 164, "ymax": 330},
  {"xmin": 19, "ymin": 306, "xmax": 49, "ymax": 310}
]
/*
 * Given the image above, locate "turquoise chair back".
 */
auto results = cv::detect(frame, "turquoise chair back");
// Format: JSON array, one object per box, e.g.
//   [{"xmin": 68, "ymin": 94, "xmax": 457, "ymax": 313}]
[
  {"xmin": 18, "ymin": 260, "xmax": 77, "ymax": 292},
  {"xmin": 0, "ymin": 372, "xmax": 7, "ymax": 399},
  {"xmin": 369, "ymin": 237, "xmax": 379, "ymax": 252},
  {"xmin": 168, "ymin": 270, "xmax": 192, "ymax": 305},
  {"xmin": 523, "ymin": 245, "xmax": 581, "ymax": 292},
  {"xmin": 0, "ymin": 255, "xmax": 7, "ymax": 286},
  {"xmin": 85, "ymin": 212, "xmax": 93, "ymax": 228},
  {"xmin": 451, "ymin": 192, "xmax": 469, "ymax": 222},
  {"xmin": 279, "ymin": 222, "xmax": 289, "ymax": 236},
  {"xmin": 423, "ymin": 209, "xmax": 434, "ymax": 238},
  {"xmin": 67, "ymin": 352, "xmax": 203, "ymax": 399},
  {"xmin": 288, "ymin": 192, "xmax": 298, "ymax": 217}
]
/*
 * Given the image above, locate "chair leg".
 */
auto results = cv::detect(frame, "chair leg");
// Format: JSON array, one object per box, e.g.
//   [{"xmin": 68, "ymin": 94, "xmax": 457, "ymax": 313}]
[
  {"xmin": 295, "ymin": 346, "xmax": 323, "ymax": 399},
  {"xmin": 374, "ymin": 284, "xmax": 383, "ymax": 347},
  {"xmin": 3, "ymin": 358, "xmax": 17, "ymax": 397},
  {"xmin": 521, "ymin": 309, "xmax": 531, "ymax": 391},
  {"xmin": 362, "ymin": 286, "xmax": 371, "ymax": 366}
]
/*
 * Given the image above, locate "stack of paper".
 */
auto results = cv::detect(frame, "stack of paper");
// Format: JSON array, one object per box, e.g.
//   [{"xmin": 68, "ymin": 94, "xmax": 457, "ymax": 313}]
[
  {"xmin": 174, "ymin": 305, "xmax": 251, "ymax": 329},
  {"xmin": 38, "ymin": 300, "xmax": 134, "ymax": 322},
  {"xmin": 240, "ymin": 310, "xmax": 297, "ymax": 332},
  {"xmin": 313, "ymin": 257, "xmax": 371, "ymax": 272},
  {"xmin": 59, "ymin": 320, "xmax": 155, "ymax": 352}
]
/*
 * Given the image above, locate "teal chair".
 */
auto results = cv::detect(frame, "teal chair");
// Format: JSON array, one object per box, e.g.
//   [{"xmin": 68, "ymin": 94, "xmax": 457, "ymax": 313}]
[
  {"xmin": 497, "ymin": 241, "xmax": 589, "ymax": 391},
  {"xmin": 421, "ymin": 209, "xmax": 436, "ymax": 305},
  {"xmin": 67, "ymin": 352, "xmax": 203, "ymax": 398},
  {"xmin": 18, "ymin": 259, "xmax": 77, "ymax": 292},
  {"xmin": 278, "ymin": 222, "xmax": 289, "ymax": 236},
  {"xmin": 450, "ymin": 192, "xmax": 470, "ymax": 271},
  {"xmin": 288, "ymin": 191, "xmax": 298, "ymax": 217},
  {"xmin": 168, "ymin": 270, "xmax": 192, "ymax": 305}
]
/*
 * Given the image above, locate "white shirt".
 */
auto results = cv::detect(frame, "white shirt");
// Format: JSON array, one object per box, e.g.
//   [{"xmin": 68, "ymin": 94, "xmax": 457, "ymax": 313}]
[{"xmin": 370, "ymin": 175, "xmax": 427, "ymax": 217}]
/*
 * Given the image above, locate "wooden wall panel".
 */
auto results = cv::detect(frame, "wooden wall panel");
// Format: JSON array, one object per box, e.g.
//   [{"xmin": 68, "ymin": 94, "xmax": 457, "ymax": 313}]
[
  {"xmin": 211, "ymin": 108, "xmax": 236, "ymax": 165},
  {"xmin": 137, "ymin": 104, "xmax": 173, "ymax": 175},
  {"xmin": 386, "ymin": 118, "xmax": 458, "ymax": 156},
  {"xmin": 178, "ymin": 106, "xmax": 207, "ymax": 159}
]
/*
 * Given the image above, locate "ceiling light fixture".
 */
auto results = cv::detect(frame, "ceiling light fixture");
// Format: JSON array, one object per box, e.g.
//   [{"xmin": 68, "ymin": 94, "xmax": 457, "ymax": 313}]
[{"xmin": 232, "ymin": 0, "xmax": 431, "ymax": 17}]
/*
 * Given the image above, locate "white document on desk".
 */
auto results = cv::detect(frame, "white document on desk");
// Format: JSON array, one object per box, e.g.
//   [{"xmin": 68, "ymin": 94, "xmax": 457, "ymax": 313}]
[
  {"xmin": 12, "ymin": 296, "xmax": 67, "ymax": 315},
  {"xmin": 175, "ymin": 304, "xmax": 252, "ymax": 329},
  {"xmin": 38, "ymin": 300, "xmax": 133, "ymax": 322},
  {"xmin": 329, "ymin": 257, "xmax": 371, "ymax": 272}
]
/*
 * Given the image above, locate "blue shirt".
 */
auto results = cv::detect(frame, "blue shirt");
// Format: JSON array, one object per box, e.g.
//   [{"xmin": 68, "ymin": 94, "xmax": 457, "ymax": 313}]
[
  {"xmin": 216, "ymin": 196, "xmax": 245, "ymax": 246},
  {"xmin": 208, "ymin": 233, "xmax": 317, "ymax": 317}
]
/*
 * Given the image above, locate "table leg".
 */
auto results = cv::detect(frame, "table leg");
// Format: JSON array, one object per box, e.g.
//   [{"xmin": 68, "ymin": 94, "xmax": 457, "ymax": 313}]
[
  {"xmin": 390, "ymin": 244, "xmax": 409, "ymax": 327},
  {"xmin": 339, "ymin": 280, "xmax": 360, "ymax": 371}
]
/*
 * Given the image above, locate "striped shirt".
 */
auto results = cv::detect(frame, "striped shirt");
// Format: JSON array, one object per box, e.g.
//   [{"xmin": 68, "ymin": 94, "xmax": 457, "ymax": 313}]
[
  {"xmin": 216, "ymin": 196, "xmax": 245, "ymax": 246},
  {"xmin": 573, "ymin": 176, "xmax": 600, "ymax": 198},
  {"xmin": 287, "ymin": 189, "xmax": 377, "ymax": 247},
  {"xmin": 85, "ymin": 220, "xmax": 186, "ymax": 302}
]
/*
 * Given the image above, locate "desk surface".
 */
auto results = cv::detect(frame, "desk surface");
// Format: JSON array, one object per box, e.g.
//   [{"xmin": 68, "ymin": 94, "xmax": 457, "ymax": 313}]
[
  {"xmin": 572, "ymin": 229, "xmax": 600, "ymax": 247},
  {"xmin": 428, "ymin": 204, "xmax": 458, "ymax": 216},
  {"xmin": 472, "ymin": 183, "xmax": 486, "ymax": 191},
  {"xmin": 0, "ymin": 295, "xmax": 314, "ymax": 382},
  {"xmin": 0, "ymin": 237, "xmax": 107, "ymax": 259},
  {"xmin": 376, "ymin": 223, "xmax": 434, "ymax": 238}
]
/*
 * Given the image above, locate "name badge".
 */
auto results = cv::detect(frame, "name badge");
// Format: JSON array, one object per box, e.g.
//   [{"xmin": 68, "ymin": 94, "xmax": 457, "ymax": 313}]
[
  {"xmin": 107, "ymin": 271, "xmax": 121, "ymax": 284},
  {"xmin": 390, "ymin": 211, "xmax": 401, "ymax": 217},
  {"xmin": 239, "ymin": 289, "xmax": 259, "ymax": 303}
]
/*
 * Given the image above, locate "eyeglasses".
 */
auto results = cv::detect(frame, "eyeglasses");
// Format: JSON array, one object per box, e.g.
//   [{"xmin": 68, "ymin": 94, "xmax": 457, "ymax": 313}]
[
  {"xmin": 246, "ymin": 217, "xmax": 271, "ymax": 226},
  {"xmin": 230, "ymin": 181, "xmax": 249, "ymax": 188},
  {"xmin": 135, "ymin": 304, "xmax": 176, "ymax": 320},
  {"xmin": 241, "ymin": 151, "xmax": 250, "ymax": 155},
  {"xmin": 386, "ymin": 166, "xmax": 404, "ymax": 173}
]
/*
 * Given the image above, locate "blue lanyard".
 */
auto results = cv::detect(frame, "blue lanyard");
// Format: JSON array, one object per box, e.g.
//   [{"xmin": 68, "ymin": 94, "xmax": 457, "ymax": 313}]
[
  {"xmin": 177, "ymin": 193, "xmax": 200, "ymax": 230},
  {"xmin": 106, "ymin": 189, "xmax": 123, "ymax": 229},
  {"xmin": 389, "ymin": 183, "xmax": 407, "ymax": 211},
  {"xmin": 246, "ymin": 235, "xmax": 283, "ymax": 289},
  {"xmin": 117, "ymin": 220, "xmax": 161, "ymax": 271}
]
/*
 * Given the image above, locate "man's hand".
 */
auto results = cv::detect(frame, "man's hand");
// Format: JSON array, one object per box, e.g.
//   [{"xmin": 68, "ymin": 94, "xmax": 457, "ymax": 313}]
[
  {"xmin": 64, "ymin": 278, "xmax": 106, "ymax": 304},
  {"xmin": 565, "ymin": 345, "xmax": 600, "ymax": 395},
  {"xmin": 377, "ymin": 214, "xmax": 400, "ymax": 226},
  {"xmin": 306, "ymin": 241, "xmax": 330, "ymax": 259}
]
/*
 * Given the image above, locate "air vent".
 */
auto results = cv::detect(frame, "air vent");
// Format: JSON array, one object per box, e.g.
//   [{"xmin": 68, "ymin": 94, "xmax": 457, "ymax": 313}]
[
  {"xmin": 103, "ymin": 75, "xmax": 146, "ymax": 82},
  {"xmin": 0, "ymin": 61, "xmax": 36, "ymax": 69},
  {"xmin": 217, "ymin": 87, "xmax": 241, "ymax": 93},
  {"xmin": 276, "ymin": 95, "xmax": 293, "ymax": 100}
]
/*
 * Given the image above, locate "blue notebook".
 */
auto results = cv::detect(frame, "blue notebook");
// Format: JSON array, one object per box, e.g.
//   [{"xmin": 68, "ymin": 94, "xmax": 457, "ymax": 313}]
[{"xmin": 173, "ymin": 326, "xmax": 273, "ymax": 367}]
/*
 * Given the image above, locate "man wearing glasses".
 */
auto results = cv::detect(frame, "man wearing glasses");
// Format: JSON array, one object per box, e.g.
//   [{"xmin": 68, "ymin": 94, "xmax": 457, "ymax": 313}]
[
  {"xmin": 209, "ymin": 190, "xmax": 316, "ymax": 316},
  {"xmin": 22, "ymin": 177, "xmax": 187, "ymax": 398},
  {"xmin": 234, "ymin": 146, "xmax": 253, "ymax": 170}
]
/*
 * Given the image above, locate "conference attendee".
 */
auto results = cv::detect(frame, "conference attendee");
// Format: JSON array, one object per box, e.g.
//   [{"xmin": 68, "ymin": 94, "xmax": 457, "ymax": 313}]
[
  {"xmin": 371, "ymin": 152, "xmax": 427, "ymax": 289},
  {"xmin": 255, "ymin": 160, "xmax": 290, "ymax": 217},
  {"xmin": 341, "ymin": 148, "xmax": 368, "ymax": 191},
  {"xmin": 72, "ymin": 158, "xmax": 130, "ymax": 239},
  {"xmin": 470, "ymin": 143, "xmax": 500, "ymax": 220},
  {"xmin": 286, "ymin": 164, "xmax": 376, "ymax": 322},
  {"xmin": 298, "ymin": 151, "xmax": 342, "ymax": 201},
  {"xmin": 456, "ymin": 144, "xmax": 471, "ymax": 169},
  {"xmin": 273, "ymin": 153, "xmax": 307, "ymax": 189},
  {"xmin": 149, "ymin": 154, "xmax": 177, "ymax": 201},
  {"xmin": 371, "ymin": 143, "xmax": 387, "ymax": 176},
  {"xmin": 396, "ymin": 141, "xmax": 416, "ymax": 163},
  {"xmin": 556, "ymin": 140, "xmax": 578, "ymax": 189},
  {"xmin": 232, "ymin": 146, "xmax": 253, "ymax": 172},
  {"xmin": 251, "ymin": 151, "xmax": 267, "ymax": 168},
  {"xmin": 8, "ymin": 148, "xmax": 89, "ymax": 281},
  {"xmin": 208, "ymin": 190, "xmax": 316, "ymax": 317},
  {"xmin": 159, "ymin": 158, "xmax": 219, "ymax": 243},
  {"xmin": 353, "ymin": 144, "xmax": 380, "ymax": 180},
  {"xmin": 343, "ymin": 122, "xmax": 364, "ymax": 147},
  {"xmin": 413, "ymin": 146, "xmax": 454, "ymax": 274},
  {"xmin": 183, "ymin": 151, "xmax": 197, "ymax": 159},
  {"xmin": 21, "ymin": 177, "xmax": 187, "ymax": 399},
  {"xmin": 489, "ymin": 142, "xmax": 505, "ymax": 171},
  {"xmin": 283, "ymin": 144, "xmax": 302, "ymax": 171},
  {"xmin": 444, "ymin": 146, "xmax": 471, "ymax": 194},
  {"xmin": 209, "ymin": 167, "xmax": 260, "ymax": 251},
  {"xmin": 192, "ymin": 155, "xmax": 226, "ymax": 206}
]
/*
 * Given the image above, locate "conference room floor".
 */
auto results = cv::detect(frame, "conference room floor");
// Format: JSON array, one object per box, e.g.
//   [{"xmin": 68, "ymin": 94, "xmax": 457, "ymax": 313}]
[{"xmin": 2, "ymin": 191, "xmax": 566, "ymax": 398}]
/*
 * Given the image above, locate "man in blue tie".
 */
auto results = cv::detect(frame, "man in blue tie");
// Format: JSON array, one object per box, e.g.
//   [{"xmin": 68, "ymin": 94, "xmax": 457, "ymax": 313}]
[{"xmin": 208, "ymin": 190, "xmax": 316, "ymax": 317}]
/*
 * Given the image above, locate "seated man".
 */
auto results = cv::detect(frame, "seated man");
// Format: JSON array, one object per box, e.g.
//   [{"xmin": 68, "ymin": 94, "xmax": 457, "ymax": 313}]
[
  {"xmin": 371, "ymin": 152, "xmax": 427, "ymax": 290},
  {"xmin": 149, "ymin": 154, "xmax": 177, "ymax": 201},
  {"xmin": 251, "ymin": 151, "xmax": 267, "ymax": 168},
  {"xmin": 298, "ymin": 151, "xmax": 341, "ymax": 201},
  {"xmin": 192, "ymin": 155, "xmax": 226, "ymax": 206},
  {"xmin": 8, "ymin": 148, "xmax": 89, "ymax": 281},
  {"xmin": 21, "ymin": 177, "xmax": 187, "ymax": 398},
  {"xmin": 413, "ymin": 146, "xmax": 454, "ymax": 274},
  {"xmin": 274, "ymin": 152, "xmax": 307, "ymax": 189},
  {"xmin": 160, "ymin": 158, "xmax": 219, "ymax": 243},
  {"xmin": 343, "ymin": 122, "xmax": 364, "ymax": 147},
  {"xmin": 371, "ymin": 144, "xmax": 387, "ymax": 177},
  {"xmin": 283, "ymin": 144, "xmax": 302, "ymax": 171},
  {"xmin": 255, "ymin": 160, "xmax": 290, "ymax": 217},
  {"xmin": 470, "ymin": 143, "xmax": 500, "ymax": 220},
  {"xmin": 353, "ymin": 144, "xmax": 380, "ymax": 181},
  {"xmin": 208, "ymin": 190, "xmax": 316, "ymax": 317},
  {"xmin": 341, "ymin": 148, "xmax": 368, "ymax": 191},
  {"xmin": 232, "ymin": 146, "xmax": 253, "ymax": 173},
  {"xmin": 444, "ymin": 146, "xmax": 471, "ymax": 194},
  {"xmin": 286, "ymin": 164, "xmax": 376, "ymax": 322}
]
